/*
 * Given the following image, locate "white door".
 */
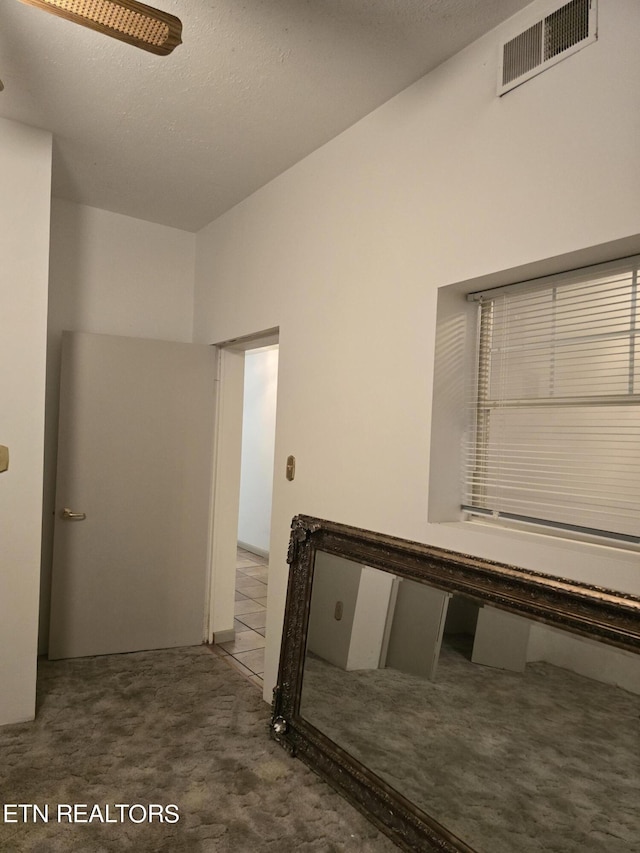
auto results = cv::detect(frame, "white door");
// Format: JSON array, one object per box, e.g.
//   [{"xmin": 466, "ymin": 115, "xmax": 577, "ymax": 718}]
[
  {"xmin": 49, "ymin": 332, "xmax": 216, "ymax": 660},
  {"xmin": 384, "ymin": 580, "xmax": 451, "ymax": 680}
]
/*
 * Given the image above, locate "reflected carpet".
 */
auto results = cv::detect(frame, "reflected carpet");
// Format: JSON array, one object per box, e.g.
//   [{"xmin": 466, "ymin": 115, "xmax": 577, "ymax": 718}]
[{"xmin": 302, "ymin": 643, "xmax": 640, "ymax": 853}]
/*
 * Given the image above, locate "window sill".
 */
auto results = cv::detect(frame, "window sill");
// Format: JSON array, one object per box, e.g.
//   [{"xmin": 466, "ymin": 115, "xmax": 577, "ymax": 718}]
[{"xmin": 462, "ymin": 513, "xmax": 640, "ymax": 555}]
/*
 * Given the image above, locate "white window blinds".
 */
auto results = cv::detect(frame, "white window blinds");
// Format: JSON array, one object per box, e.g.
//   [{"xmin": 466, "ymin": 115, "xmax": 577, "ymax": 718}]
[{"xmin": 463, "ymin": 256, "xmax": 640, "ymax": 544}]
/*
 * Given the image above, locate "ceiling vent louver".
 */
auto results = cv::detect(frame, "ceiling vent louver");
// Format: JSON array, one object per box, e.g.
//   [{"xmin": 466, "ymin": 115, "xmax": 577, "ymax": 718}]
[{"xmin": 498, "ymin": 0, "xmax": 597, "ymax": 95}]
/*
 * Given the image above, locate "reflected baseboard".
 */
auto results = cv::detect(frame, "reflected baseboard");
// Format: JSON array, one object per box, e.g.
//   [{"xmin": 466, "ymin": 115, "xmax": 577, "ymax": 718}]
[{"xmin": 212, "ymin": 629, "xmax": 235, "ymax": 645}]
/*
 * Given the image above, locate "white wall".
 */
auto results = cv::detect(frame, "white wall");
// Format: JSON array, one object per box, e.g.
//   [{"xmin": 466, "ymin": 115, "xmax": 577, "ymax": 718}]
[
  {"xmin": 0, "ymin": 118, "xmax": 52, "ymax": 725},
  {"xmin": 307, "ymin": 557, "xmax": 394, "ymax": 671},
  {"xmin": 528, "ymin": 623, "xmax": 640, "ymax": 695},
  {"xmin": 307, "ymin": 552, "xmax": 362, "ymax": 669},
  {"xmin": 193, "ymin": 0, "xmax": 640, "ymax": 699},
  {"xmin": 347, "ymin": 567, "xmax": 395, "ymax": 671},
  {"xmin": 41, "ymin": 199, "xmax": 196, "ymax": 651},
  {"xmin": 237, "ymin": 346, "xmax": 279, "ymax": 554}
]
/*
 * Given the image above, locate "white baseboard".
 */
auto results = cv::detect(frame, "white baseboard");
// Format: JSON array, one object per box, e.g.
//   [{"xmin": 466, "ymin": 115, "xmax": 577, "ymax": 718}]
[{"xmin": 237, "ymin": 541, "xmax": 269, "ymax": 559}]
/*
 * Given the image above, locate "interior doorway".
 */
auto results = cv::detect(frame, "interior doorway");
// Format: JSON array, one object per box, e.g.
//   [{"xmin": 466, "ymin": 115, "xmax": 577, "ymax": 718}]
[
  {"xmin": 237, "ymin": 344, "xmax": 279, "ymax": 560},
  {"xmin": 206, "ymin": 330, "xmax": 279, "ymax": 690}
]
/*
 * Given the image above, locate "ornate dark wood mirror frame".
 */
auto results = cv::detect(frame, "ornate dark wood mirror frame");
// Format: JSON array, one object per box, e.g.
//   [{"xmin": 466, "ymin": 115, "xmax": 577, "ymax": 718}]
[{"xmin": 270, "ymin": 515, "xmax": 640, "ymax": 853}]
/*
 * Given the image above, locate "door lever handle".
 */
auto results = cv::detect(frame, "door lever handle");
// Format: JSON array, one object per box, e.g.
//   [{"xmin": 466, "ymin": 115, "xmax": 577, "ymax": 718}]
[{"xmin": 61, "ymin": 507, "xmax": 87, "ymax": 521}]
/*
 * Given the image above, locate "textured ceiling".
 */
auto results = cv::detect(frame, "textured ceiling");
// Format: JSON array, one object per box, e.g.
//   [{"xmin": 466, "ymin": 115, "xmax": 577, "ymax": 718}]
[{"xmin": 0, "ymin": 0, "xmax": 532, "ymax": 231}]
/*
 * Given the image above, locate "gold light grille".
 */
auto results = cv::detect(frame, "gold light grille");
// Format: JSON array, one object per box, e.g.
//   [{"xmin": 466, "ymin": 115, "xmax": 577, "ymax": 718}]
[{"xmin": 19, "ymin": 0, "xmax": 182, "ymax": 55}]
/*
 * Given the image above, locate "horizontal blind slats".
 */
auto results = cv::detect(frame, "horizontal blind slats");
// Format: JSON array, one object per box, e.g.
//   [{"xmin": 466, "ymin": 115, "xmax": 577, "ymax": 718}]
[{"xmin": 464, "ymin": 255, "xmax": 640, "ymax": 541}]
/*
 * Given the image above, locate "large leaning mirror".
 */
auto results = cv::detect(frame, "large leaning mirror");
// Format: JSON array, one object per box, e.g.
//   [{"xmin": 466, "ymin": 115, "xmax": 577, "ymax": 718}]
[{"xmin": 271, "ymin": 516, "xmax": 640, "ymax": 853}]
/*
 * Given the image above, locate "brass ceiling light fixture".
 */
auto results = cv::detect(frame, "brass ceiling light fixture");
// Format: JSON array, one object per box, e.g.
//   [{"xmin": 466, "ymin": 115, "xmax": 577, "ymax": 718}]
[{"xmin": 18, "ymin": 0, "xmax": 182, "ymax": 55}]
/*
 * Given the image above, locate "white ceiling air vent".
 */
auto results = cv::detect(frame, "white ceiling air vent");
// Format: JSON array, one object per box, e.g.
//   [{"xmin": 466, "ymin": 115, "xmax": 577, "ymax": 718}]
[{"xmin": 498, "ymin": 0, "xmax": 597, "ymax": 95}]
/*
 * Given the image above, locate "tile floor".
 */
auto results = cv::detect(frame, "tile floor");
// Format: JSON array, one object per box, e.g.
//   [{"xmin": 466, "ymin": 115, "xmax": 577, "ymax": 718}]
[{"xmin": 212, "ymin": 547, "xmax": 268, "ymax": 690}]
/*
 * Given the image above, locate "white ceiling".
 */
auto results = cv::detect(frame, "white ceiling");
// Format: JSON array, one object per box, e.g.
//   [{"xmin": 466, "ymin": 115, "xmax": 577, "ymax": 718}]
[{"xmin": 0, "ymin": 0, "xmax": 532, "ymax": 232}]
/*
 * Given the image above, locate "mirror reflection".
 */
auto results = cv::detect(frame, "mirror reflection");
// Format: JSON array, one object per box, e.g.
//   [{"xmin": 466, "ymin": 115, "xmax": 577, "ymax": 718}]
[{"xmin": 300, "ymin": 551, "xmax": 640, "ymax": 853}]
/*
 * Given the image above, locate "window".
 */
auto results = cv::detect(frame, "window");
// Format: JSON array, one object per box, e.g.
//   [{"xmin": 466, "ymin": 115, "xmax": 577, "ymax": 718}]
[{"xmin": 463, "ymin": 256, "xmax": 640, "ymax": 544}]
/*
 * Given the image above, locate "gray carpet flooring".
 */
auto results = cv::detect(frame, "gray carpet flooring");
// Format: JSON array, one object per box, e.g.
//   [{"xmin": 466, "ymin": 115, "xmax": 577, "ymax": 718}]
[
  {"xmin": 0, "ymin": 646, "xmax": 398, "ymax": 853},
  {"xmin": 301, "ymin": 641, "xmax": 640, "ymax": 853}
]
